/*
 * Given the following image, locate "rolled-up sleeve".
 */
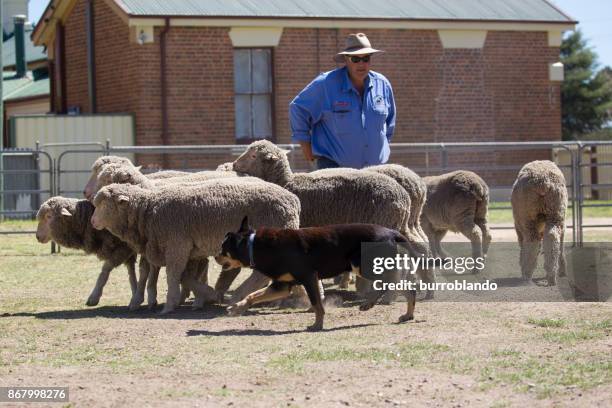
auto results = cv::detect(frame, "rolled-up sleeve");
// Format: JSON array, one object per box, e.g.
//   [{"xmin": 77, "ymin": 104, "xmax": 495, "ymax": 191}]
[
  {"xmin": 385, "ymin": 82, "xmax": 396, "ymax": 141},
  {"xmin": 290, "ymin": 76, "xmax": 325, "ymax": 143}
]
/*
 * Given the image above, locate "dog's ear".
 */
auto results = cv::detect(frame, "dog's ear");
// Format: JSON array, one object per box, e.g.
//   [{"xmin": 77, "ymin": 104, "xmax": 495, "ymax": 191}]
[{"xmin": 239, "ymin": 216, "xmax": 250, "ymax": 233}]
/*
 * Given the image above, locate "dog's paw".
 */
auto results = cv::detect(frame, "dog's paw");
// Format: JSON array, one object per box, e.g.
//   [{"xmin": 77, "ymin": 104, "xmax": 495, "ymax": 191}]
[
  {"xmin": 306, "ymin": 322, "xmax": 323, "ymax": 332},
  {"xmin": 227, "ymin": 303, "xmax": 248, "ymax": 316},
  {"xmin": 398, "ymin": 314, "xmax": 414, "ymax": 323},
  {"xmin": 86, "ymin": 297, "xmax": 99, "ymax": 307},
  {"xmin": 359, "ymin": 301, "xmax": 375, "ymax": 311}
]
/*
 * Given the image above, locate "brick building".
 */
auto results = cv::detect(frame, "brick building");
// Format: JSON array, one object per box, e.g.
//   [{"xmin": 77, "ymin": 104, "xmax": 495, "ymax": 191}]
[{"xmin": 32, "ymin": 0, "xmax": 576, "ymax": 176}]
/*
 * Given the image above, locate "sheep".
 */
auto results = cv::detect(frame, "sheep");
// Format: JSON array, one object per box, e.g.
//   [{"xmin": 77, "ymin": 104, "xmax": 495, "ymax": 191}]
[
  {"xmin": 36, "ymin": 196, "xmax": 137, "ymax": 306},
  {"xmin": 511, "ymin": 160, "xmax": 567, "ymax": 286},
  {"xmin": 420, "ymin": 170, "xmax": 492, "ymax": 273},
  {"xmin": 86, "ymin": 160, "xmax": 259, "ymax": 306},
  {"xmin": 91, "ymin": 178, "xmax": 301, "ymax": 314},
  {"xmin": 232, "ymin": 140, "xmax": 432, "ymax": 302},
  {"xmin": 86, "ymin": 160, "xmax": 238, "ymax": 201},
  {"xmin": 366, "ymin": 164, "xmax": 428, "ymax": 243}
]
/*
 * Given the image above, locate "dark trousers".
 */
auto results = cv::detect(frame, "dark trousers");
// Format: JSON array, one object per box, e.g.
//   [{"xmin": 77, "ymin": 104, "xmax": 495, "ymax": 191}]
[{"xmin": 314, "ymin": 156, "xmax": 340, "ymax": 170}]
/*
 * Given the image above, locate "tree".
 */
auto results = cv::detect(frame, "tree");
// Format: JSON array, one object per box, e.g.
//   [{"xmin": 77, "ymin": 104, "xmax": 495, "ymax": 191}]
[{"xmin": 560, "ymin": 30, "xmax": 612, "ymax": 140}]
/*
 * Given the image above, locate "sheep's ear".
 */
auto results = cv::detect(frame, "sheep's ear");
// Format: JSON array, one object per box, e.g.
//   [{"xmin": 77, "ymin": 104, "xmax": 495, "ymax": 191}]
[
  {"xmin": 60, "ymin": 208, "xmax": 72, "ymax": 217},
  {"xmin": 239, "ymin": 216, "xmax": 250, "ymax": 232},
  {"xmin": 117, "ymin": 195, "xmax": 130, "ymax": 204},
  {"xmin": 280, "ymin": 148, "xmax": 290, "ymax": 156},
  {"xmin": 135, "ymin": 166, "xmax": 142, "ymax": 171}
]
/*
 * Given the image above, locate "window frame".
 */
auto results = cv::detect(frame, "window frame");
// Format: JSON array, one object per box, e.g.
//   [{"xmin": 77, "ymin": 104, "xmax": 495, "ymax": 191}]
[{"xmin": 233, "ymin": 47, "xmax": 276, "ymax": 144}]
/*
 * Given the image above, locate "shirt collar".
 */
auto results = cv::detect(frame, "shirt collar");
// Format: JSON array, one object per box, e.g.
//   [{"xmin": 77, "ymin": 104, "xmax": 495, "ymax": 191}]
[{"xmin": 342, "ymin": 66, "xmax": 373, "ymax": 94}]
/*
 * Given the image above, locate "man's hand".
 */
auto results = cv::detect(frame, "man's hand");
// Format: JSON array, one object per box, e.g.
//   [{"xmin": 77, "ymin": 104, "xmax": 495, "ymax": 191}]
[{"xmin": 298, "ymin": 141, "xmax": 315, "ymax": 163}]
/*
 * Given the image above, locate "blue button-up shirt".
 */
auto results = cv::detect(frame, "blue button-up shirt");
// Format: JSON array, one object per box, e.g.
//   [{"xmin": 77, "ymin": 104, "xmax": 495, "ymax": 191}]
[{"xmin": 290, "ymin": 67, "xmax": 396, "ymax": 169}]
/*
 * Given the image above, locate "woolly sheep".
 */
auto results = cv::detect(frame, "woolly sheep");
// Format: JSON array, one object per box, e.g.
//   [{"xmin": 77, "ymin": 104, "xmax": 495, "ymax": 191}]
[
  {"xmin": 421, "ymin": 170, "xmax": 492, "ymax": 270},
  {"xmin": 86, "ymin": 159, "xmax": 261, "ymax": 306},
  {"xmin": 36, "ymin": 197, "xmax": 137, "ymax": 306},
  {"xmin": 91, "ymin": 178, "xmax": 301, "ymax": 314},
  {"xmin": 511, "ymin": 160, "xmax": 567, "ymax": 286},
  {"xmin": 232, "ymin": 141, "xmax": 432, "ymax": 300}
]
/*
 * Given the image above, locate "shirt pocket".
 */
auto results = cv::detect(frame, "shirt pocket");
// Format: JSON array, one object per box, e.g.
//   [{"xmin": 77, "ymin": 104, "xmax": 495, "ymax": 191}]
[{"xmin": 332, "ymin": 104, "xmax": 354, "ymax": 136}]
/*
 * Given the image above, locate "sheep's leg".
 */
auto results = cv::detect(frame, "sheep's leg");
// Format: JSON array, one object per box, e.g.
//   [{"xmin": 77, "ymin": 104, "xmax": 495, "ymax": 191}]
[
  {"xmin": 179, "ymin": 286, "xmax": 190, "ymax": 306},
  {"xmin": 476, "ymin": 219, "xmax": 492, "ymax": 259},
  {"xmin": 421, "ymin": 217, "xmax": 436, "ymax": 256},
  {"xmin": 543, "ymin": 221, "xmax": 563, "ymax": 286},
  {"xmin": 86, "ymin": 260, "xmax": 114, "ymax": 306},
  {"xmin": 198, "ymin": 258, "xmax": 209, "ymax": 286},
  {"xmin": 399, "ymin": 288, "xmax": 417, "ymax": 323},
  {"xmin": 229, "ymin": 270, "xmax": 271, "ymax": 305},
  {"xmin": 558, "ymin": 225, "xmax": 567, "ymax": 278},
  {"xmin": 146, "ymin": 265, "xmax": 160, "ymax": 309},
  {"xmin": 433, "ymin": 230, "xmax": 449, "ymax": 259},
  {"xmin": 161, "ymin": 250, "xmax": 190, "ymax": 314},
  {"xmin": 336, "ymin": 272, "xmax": 351, "ymax": 289},
  {"xmin": 519, "ymin": 225, "xmax": 541, "ymax": 281},
  {"xmin": 129, "ymin": 257, "xmax": 149, "ymax": 311},
  {"xmin": 185, "ymin": 280, "xmax": 217, "ymax": 310},
  {"xmin": 227, "ymin": 281, "xmax": 292, "ymax": 316},
  {"xmin": 126, "ymin": 255, "xmax": 137, "ymax": 297},
  {"xmin": 458, "ymin": 221, "xmax": 483, "ymax": 273},
  {"xmin": 214, "ymin": 267, "xmax": 242, "ymax": 301}
]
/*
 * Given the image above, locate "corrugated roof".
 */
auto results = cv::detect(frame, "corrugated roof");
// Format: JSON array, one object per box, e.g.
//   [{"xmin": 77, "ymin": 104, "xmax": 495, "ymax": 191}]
[
  {"xmin": 3, "ymin": 71, "xmax": 50, "ymax": 102},
  {"xmin": 3, "ymin": 27, "xmax": 47, "ymax": 68},
  {"xmin": 116, "ymin": 0, "xmax": 574, "ymax": 22}
]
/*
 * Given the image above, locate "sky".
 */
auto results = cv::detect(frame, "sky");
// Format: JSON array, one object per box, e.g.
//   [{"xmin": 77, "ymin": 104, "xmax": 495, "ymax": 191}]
[{"xmin": 26, "ymin": 0, "xmax": 612, "ymax": 69}]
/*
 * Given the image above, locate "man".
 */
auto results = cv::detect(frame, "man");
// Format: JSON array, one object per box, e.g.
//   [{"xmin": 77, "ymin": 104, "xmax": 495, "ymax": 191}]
[{"xmin": 290, "ymin": 33, "xmax": 396, "ymax": 169}]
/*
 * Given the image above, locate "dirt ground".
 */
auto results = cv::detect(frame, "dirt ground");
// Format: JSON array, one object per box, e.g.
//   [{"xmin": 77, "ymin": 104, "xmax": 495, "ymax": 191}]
[{"xmin": 0, "ymin": 226, "xmax": 611, "ymax": 407}]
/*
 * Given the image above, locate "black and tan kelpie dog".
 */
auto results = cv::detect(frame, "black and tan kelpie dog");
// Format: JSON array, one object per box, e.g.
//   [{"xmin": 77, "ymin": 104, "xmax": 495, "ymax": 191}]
[{"xmin": 215, "ymin": 216, "xmax": 417, "ymax": 331}]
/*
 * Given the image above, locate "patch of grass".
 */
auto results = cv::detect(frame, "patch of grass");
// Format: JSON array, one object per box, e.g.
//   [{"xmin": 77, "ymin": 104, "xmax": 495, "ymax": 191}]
[
  {"xmin": 487, "ymin": 200, "xmax": 612, "ymax": 224},
  {"xmin": 542, "ymin": 330, "xmax": 601, "ymax": 344},
  {"xmin": 481, "ymin": 354, "xmax": 612, "ymax": 399},
  {"xmin": 527, "ymin": 317, "xmax": 567, "ymax": 328},
  {"xmin": 268, "ymin": 342, "xmax": 450, "ymax": 373}
]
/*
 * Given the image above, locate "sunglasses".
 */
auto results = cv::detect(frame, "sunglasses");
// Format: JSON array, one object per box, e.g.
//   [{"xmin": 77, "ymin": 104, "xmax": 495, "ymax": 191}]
[{"xmin": 348, "ymin": 55, "xmax": 371, "ymax": 63}]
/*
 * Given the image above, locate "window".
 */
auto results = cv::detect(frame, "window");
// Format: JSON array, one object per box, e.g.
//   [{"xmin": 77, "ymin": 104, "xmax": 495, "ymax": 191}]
[{"xmin": 233, "ymin": 48, "xmax": 273, "ymax": 141}]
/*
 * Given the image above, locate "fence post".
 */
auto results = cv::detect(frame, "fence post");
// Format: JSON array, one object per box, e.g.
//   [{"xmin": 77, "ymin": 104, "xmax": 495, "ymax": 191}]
[
  {"xmin": 441, "ymin": 143, "xmax": 448, "ymax": 172},
  {"xmin": 576, "ymin": 143, "xmax": 584, "ymax": 247}
]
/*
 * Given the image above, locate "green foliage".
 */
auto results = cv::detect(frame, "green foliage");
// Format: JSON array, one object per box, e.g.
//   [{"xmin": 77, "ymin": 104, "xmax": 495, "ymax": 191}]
[{"xmin": 561, "ymin": 30, "xmax": 612, "ymax": 140}]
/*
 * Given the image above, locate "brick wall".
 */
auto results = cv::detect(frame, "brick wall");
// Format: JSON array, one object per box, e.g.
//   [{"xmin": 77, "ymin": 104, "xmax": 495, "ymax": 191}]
[{"xmin": 59, "ymin": 5, "xmax": 562, "ymax": 181}]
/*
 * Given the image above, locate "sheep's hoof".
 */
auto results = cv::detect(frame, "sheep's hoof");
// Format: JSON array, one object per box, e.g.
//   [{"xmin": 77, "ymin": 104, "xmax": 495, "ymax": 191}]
[
  {"xmin": 128, "ymin": 296, "xmax": 144, "ymax": 311},
  {"xmin": 307, "ymin": 322, "xmax": 323, "ymax": 331},
  {"xmin": 227, "ymin": 303, "xmax": 248, "ymax": 316},
  {"xmin": 86, "ymin": 296, "xmax": 100, "ymax": 307},
  {"xmin": 359, "ymin": 301, "xmax": 375, "ymax": 311},
  {"xmin": 147, "ymin": 301, "xmax": 158, "ymax": 311},
  {"xmin": 398, "ymin": 314, "xmax": 414, "ymax": 323},
  {"xmin": 192, "ymin": 298, "xmax": 205, "ymax": 310},
  {"xmin": 160, "ymin": 306, "xmax": 175, "ymax": 314}
]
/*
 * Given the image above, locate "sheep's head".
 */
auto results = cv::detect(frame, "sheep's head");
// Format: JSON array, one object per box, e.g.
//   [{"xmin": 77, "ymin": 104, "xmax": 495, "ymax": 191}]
[
  {"xmin": 90, "ymin": 164, "xmax": 141, "ymax": 201},
  {"xmin": 91, "ymin": 184, "xmax": 133, "ymax": 231},
  {"xmin": 233, "ymin": 140, "xmax": 290, "ymax": 182},
  {"xmin": 84, "ymin": 156, "xmax": 134, "ymax": 200},
  {"xmin": 36, "ymin": 197, "xmax": 77, "ymax": 243}
]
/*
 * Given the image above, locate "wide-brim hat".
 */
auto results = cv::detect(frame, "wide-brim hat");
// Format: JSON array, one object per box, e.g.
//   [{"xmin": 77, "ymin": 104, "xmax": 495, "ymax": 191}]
[{"xmin": 334, "ymin": 33, "xmax": 383, "ymax": 63}]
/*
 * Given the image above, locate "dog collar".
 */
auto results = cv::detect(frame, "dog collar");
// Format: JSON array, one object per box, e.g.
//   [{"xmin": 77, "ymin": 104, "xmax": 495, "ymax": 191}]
[{"xmin": 248, "ymin": 232, "xmax": 256, "ymax": 268}]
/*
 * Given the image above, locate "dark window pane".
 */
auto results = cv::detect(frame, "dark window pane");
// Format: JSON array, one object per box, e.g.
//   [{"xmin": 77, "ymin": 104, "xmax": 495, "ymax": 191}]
[
  {"xmin": 252, "ymin": 49, "xmax": 271, "ymax": 94},
  {"xmin": 235, "ymin": 95, "xmax": 252, "ymax": 139},
  {"xmin": 252, "ymin": 95, "xmax": 272, "ymax": 138},
  {"xmin": 234, "ymin": 49, "xmax": 251, "ymax": 93}
]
